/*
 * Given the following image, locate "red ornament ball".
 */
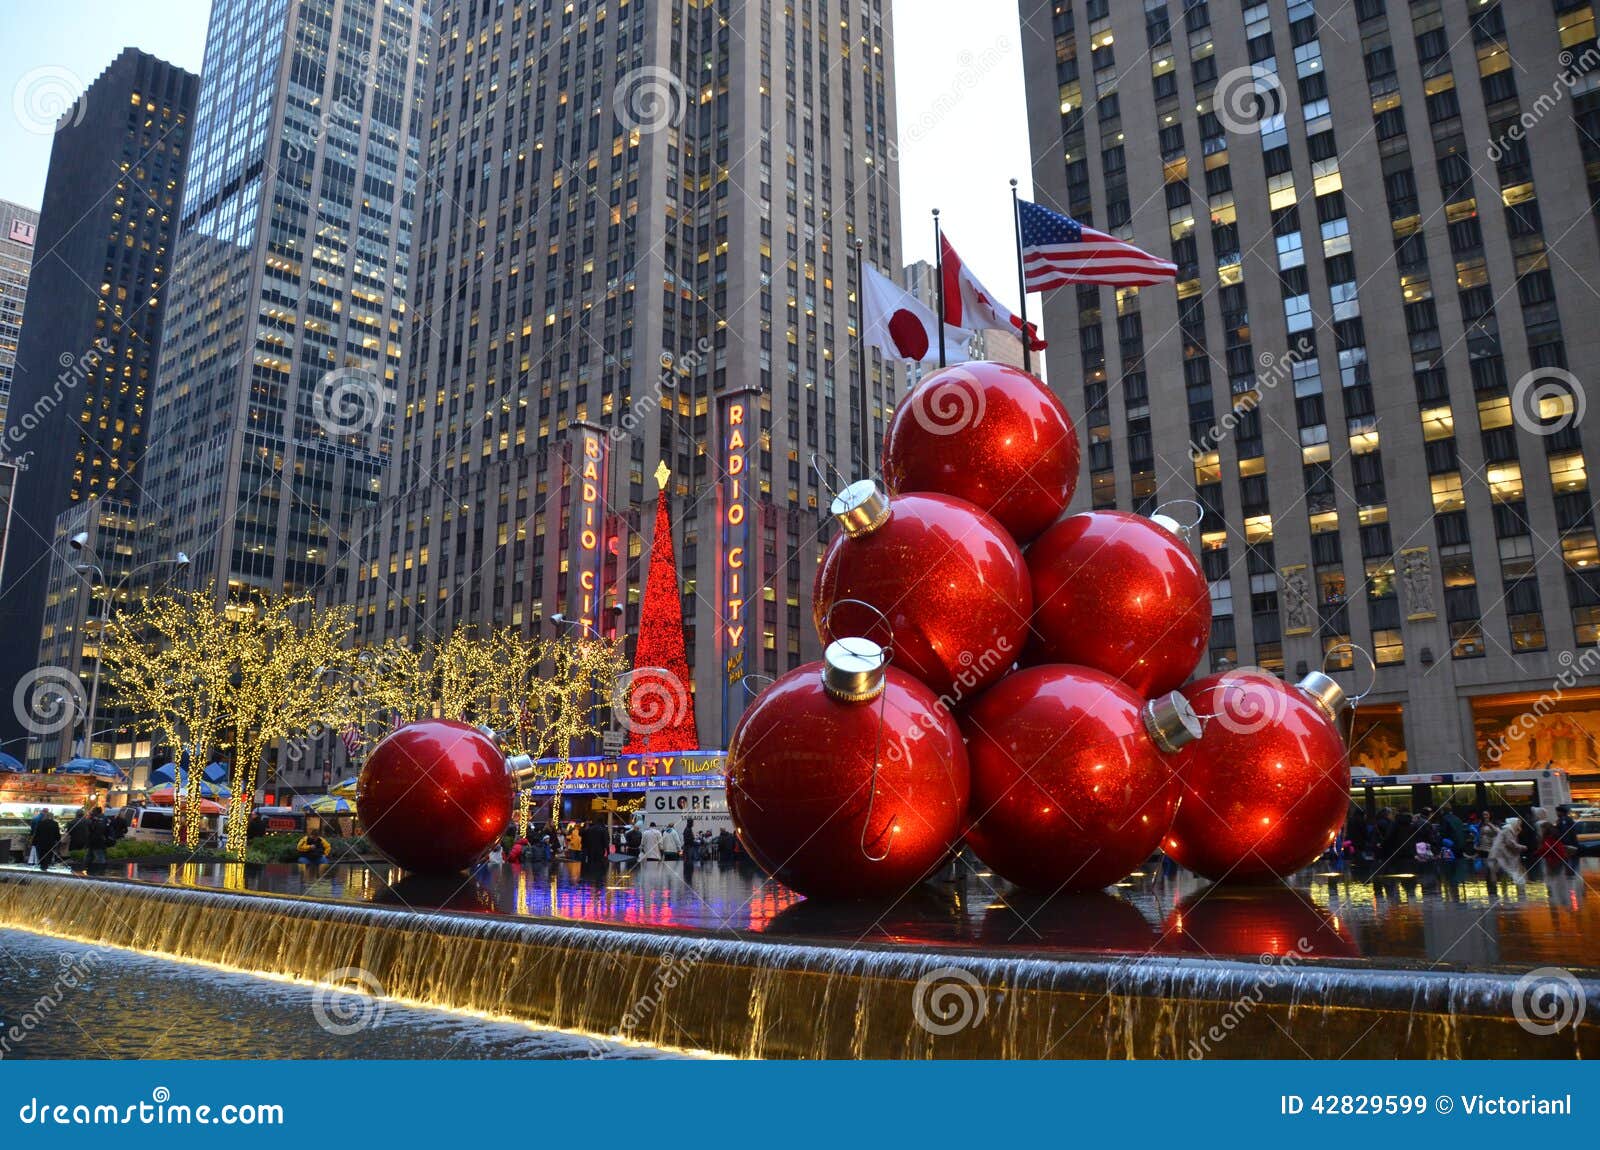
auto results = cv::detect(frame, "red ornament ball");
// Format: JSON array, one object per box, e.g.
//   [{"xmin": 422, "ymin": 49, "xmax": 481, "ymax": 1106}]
[
  {"xmin": 358, "ymin": 720, "xmax": 513, "ymax": 873},
  {"xmin": 1025, "ymin": 510, "xmax": 1210, "ymax": 696},
  {"xmin": 727, "ymin": 643, "xmax": 970, "ymax": 900},
  {"xmin": 1165, "ymin": 671, "xmax": 1351, "ymax": 881},
  {"xmin": 883, "ymin": 361, "xmax": 1080, "ymax": 543},
  {"xmin": 962, "ymin": 664, "xmax": 1193, "ymax": 894},
  {"xmin": 814, "ymin": 486, "xmax": 1031, "ymax": 702}
]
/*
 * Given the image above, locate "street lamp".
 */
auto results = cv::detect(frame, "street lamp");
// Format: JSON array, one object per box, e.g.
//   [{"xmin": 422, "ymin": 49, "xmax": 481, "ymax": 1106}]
[{"xmin": 69, "ymin": 536, "xmax": 189, "ymax": 802}]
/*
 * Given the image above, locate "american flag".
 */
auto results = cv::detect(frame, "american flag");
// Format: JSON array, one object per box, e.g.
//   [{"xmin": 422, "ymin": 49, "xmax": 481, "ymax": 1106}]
[
  {"xmin": 1019, "ymin": 198, "xmax": 1177, "ymax": 290},
  {"xmin": 340, "ymin": 726, "xmax": 362, "ymax": 758}
]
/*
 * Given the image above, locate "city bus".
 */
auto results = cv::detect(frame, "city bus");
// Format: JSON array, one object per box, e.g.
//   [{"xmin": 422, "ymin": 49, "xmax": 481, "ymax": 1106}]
[{"xmin": 1348, "ymin": 767, "xmax": 1572, "ymax": 820}]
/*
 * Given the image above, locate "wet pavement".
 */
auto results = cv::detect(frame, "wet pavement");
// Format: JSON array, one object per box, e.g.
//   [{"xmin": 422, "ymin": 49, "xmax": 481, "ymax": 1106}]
[{"xmin": 12, "ymin": 852, "xmax": 1597, "ymax": 974}]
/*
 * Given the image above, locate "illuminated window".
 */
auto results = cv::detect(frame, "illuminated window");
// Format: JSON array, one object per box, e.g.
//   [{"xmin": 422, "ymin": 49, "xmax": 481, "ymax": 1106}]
[
  {"xmin": 1244, "ymin": 514, "xmax": 1273, "ymax": 542},
  {"xmin": 1420, "ymin": 405, "xmax": 1454, "ymax": 440},
  {"xmin": 1477, "ymin": 394, "xmax": 1513, "ymax": 430},
  {"xmin": 1564, "ymin": 531, "xmax": 1598, "ymax": 572},
  {"xmin": 1549, "ymin": 451, "xmax": 1588, "ymax": 493},
  {"xmin": 1487, "ymin": 462, "xmax": 1523, "ymax": 503},
  {"xmin": 1431, "ymin": 473, "xmax": 1465, "ymax": 511},
  {"xmin": 1373, "ymin": 628, "xmax": 1405, "ymax": 666}
]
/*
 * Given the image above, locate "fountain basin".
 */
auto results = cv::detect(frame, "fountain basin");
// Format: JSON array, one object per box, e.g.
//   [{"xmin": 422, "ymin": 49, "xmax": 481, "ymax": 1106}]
[{"xmin": 2, "ymin": 871, "xmax": 1594, "ymax": 1059}]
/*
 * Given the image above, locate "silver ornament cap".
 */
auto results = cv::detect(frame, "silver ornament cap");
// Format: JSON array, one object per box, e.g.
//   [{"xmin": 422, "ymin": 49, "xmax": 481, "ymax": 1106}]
[
  {"xmin": 1296, "ymin": 670, "xmax": 1349, "ymax": 723},
  {"xmin": 1143, "ymin": 691, "xmax": 1202, "ymax": 753},
  {"xmin": 831, "ymin": 479, "xmax": 892, "ymax": 538},
  {"xmin": 821, "ymin": 637, "xmax": 889, "ymax": 702},
  {"xmin": 506, "ymin": 753, "xmax": 536, "ymax": 782}
]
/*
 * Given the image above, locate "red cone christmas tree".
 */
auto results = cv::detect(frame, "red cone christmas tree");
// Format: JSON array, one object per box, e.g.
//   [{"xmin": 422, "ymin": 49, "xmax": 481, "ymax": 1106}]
[{"xmin": 623, "ymin": 465, "xmax": 700, "ymax": 752}]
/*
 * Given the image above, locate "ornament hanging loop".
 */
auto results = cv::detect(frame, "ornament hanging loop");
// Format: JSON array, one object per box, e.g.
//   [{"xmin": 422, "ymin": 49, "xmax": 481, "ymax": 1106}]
[
  {"xmin": 819, "ymin": 596, "xmax": 896, "ymax": 667},
  {"xmin": 1151, "ymin": 498, "xmax": 1205, "ymax": 541},
  {"xmin": 1321, "ymin": 642, "xmax": 1378, "ymax": 703},
  {"xmin": 809, "ymin": 452, "xmax": 852, "ymax": 504},
  {"xmin": 740, "ymin": 673, "xmax": 777, "ymax": 699}
]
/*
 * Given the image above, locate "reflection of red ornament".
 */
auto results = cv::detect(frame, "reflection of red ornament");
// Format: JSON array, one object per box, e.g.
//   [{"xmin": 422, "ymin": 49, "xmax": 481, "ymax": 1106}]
[
  {"xmin": 814, "ymin": 482, "xmax": 1030, "ymax": 701},
  {"xmin": 1160, "ymin": 887, "xmax": 1359, "ymax": 959},
  {"xmin": 358, "ymin": 720, "xmax": 513, "ymax": 873},
  {"xmin": 727, "ymin": 639, "xmax": 969, "ymax": 900},
  {"xmin": 1166, "ymin": 671, "xmax": 1352, "ymax": 881},
  {"xmin": 962, "ymin": 665, "xmax": 1198, "ymax": 893},
  {"xmin": 883, "ymin": 361, "xmax": 1079, "ymax": 544},
  {"xmin": 1025, "ymin": 510, "xmax": 1210, "ymax": 696}
]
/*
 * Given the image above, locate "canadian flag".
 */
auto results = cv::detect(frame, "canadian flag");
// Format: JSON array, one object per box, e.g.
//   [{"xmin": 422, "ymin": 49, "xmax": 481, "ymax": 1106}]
[
  {"xmin": 862, "ymin": 264, "xmax": 972, "ymax": 365},
  {"xmin": 940, "ymin": 233, "xmax": 1047, "ymax": 350}
]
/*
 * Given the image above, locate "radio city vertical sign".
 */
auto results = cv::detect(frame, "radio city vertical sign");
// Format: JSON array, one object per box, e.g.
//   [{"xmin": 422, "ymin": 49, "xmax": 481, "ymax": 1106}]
[
  {"xmin": 717, "ymin": 387, "xmax": 762, "ymax": 744},
  {"xmin": 566, "ymin": 421, "xmax": 608, "ymax": 630}
]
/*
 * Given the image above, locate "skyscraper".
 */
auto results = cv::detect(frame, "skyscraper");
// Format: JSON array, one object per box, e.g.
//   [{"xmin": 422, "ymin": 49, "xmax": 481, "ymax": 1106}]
[
  {"xmin": 338, "ymin": 0, "xmax": 902, "ymax": 770},
  {"xmin": 1019, "ymin": 0, "xmax": 1599, "ymax": 791},
  {"xmin": 0, "ymin": 199, "xmax": 41, "ymax": 432},
  {"xmin": 0, "ymin": 198, "xmax": 41, "ymax": 602},
  {"xmin": 0, "ymin": 49, "xmax": 198, "ymax": 747},
  {"xmin": 140, "ymin": 0, "xmax": 430, "ymax": 609}
]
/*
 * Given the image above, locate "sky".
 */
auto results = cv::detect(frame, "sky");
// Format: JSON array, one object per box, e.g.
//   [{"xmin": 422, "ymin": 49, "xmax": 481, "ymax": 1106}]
[{"xmin": 0, "ymin": 0, "xmax": 1032, "ymax": 311}]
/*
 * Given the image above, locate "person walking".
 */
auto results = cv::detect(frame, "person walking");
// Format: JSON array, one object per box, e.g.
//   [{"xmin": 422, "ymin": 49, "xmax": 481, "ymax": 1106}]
[
  {"xmin": 86, "ymin": 807, "xmax": 112, "ymax": 870},
  {"xmin": 639, "ymin": 821, "xmax": 663, "ymax": 861},
  {"xmin": 660, "ymin": 822, "xmax": 683, "ymax": 860},
  {"xmin": 29, "ymin": 811, "xmax": 61, "ymax": 872},
  {"xmin": 580, "ymin": 819, "xmax": 609, "ymax": 866}
]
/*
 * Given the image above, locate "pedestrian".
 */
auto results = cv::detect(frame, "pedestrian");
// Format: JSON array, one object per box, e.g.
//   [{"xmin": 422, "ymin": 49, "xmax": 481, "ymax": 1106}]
[
  {"xmin": 296, "ymin": 830, "xmax": 331, "ymax": 864},
  {"xmin": 660, "ymin": 821, "xmax": 683, "ymax": 860},
  {"xmin": 716, "ymin": 827, "xmax": 737, "ymax": 861},
  {"xmin": 86, "ymin": 806, "xmax": 111, "ymax": 869},
  {"xmin": 639, "ymin": 821, "xmax": 663, "ymax": 861},
  {"xmin": 625, "ymin": 821, "xmax": 642, "ymax": 857},
  {"xmin": 1487, "ymin": 815, "xmax": 1526, "ymax": 884},
  {"xmin": 1555, "ymin": 805, "xmax": 1580, "ymax": 868},
  {"xmin": 580, "ymin": 818, "xmax": 609, "ymax": 866},
  {"xmin": 683, "ymin": 817, "xmax": 698, "ymax": 862},
  {"xmin": 29, "ymin": 811, "xmax": 61, "ymax": 872},
  {"xmin": 486, "ymin": 841, "xmax": 505, "ymax": 865}
]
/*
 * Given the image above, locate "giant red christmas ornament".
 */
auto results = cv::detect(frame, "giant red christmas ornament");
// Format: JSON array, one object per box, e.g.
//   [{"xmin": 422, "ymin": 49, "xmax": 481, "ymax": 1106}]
[
  {"xmin": 358, "ymin": 719, "xmax": 513, "ymax": 873},
  {"xmin": 962, "ymin": 664, "xmax": 1199, "ymax": 893},
  {"xmin": 726, "ymin": 638, "xmax": 970, "ymax": 900},
  {"xmin": 1025, "ymin": 509, "xmax": 1210, "ymax": 696},
  {"xmin": 814, "ymin": 482, "xmax": 1030, "ymax": 702},
  {"xmin": 1165, "ymin": 670, "xmax": 1353, "ymax": 881},
  {"xmin": 882, "ymin": 361, "xmax": 1080, "ymax": 544}
]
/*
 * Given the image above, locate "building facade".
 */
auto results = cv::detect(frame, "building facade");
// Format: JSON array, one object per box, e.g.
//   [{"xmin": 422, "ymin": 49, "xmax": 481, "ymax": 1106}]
[
  {"xmin": 0, "ymin": 199, "xmax": 41, "ymax": 431},
  {"xmin": 140, "ymin": 0, "xmax": 429, "ymax": 624},
  {"xmin": 333, "ymin": 0, "xmax": 902, "ymax": 782},
  {"xmin": 1019, "ymin": 0, "xmax": 1600, "ymax": 793},
  {"xmin": 0, "ymin": 49, "xmax": 198, "ymax": 748}
]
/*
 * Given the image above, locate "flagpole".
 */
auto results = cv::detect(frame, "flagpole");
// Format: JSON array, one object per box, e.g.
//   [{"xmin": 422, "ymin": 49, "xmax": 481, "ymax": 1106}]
[
  {"xmin": 932, "ymin": 207, "xmax": 946, "ymax": 368},
  {"xmin": 853, "ymin": 237, "xmax": 870, "ymax": 475},
  {"xmin": 1011, "ymin": 178, "xmax": 1031, "ymax": 375}
]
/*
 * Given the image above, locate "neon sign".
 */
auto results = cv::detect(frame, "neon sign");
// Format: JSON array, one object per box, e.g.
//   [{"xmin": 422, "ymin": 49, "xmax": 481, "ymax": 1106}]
[
  {"xmin": 568, "ymin": 424, "xmax": 606, "ymax": 629},
  {"xmin": 718, "ymin": 387, "xmax": 761, "ymax": 744}
]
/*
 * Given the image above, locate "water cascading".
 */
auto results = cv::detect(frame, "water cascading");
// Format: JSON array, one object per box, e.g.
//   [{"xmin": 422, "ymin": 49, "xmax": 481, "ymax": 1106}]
[{"xmin": 1, "ymin": 873, "xmax": 1593, "ymax": 1059}]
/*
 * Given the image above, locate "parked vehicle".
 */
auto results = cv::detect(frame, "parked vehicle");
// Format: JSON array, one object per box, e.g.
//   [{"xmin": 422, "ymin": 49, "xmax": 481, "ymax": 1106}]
[{"xmin": 115, "ymin": 805, "xmax": 221, "ymax": 847}]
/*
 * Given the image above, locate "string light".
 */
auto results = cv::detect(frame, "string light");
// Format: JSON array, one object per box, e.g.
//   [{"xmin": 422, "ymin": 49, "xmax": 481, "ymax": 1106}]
[{"xmin": 624, "ymin": 485, "xmax": 700, "ymax": 753}]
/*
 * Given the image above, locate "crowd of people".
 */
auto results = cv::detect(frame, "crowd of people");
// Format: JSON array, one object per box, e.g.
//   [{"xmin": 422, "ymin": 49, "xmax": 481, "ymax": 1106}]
[
  {"xmin": 480, "ymin": 817, "xmax": 743, "ymax": 869},
  {"xmin": 1339, "ymin": 803, "xmax": 1583, "ymax": 881},
  {"xmin": 24, "ymin": 806, "xmax": 119, "ymax": 872}
]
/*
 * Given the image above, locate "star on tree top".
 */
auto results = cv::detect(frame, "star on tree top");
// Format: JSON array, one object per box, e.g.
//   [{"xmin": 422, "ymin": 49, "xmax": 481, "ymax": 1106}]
[{"xmin": 654, "ymin": 460, "xmax": 671, "ymax": 491}]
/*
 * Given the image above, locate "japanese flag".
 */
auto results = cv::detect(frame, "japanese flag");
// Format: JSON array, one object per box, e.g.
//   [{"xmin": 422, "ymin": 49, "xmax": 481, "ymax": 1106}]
[{"xmin": 862, "ymin": 264, "xmax": 972, "ymax": 365}]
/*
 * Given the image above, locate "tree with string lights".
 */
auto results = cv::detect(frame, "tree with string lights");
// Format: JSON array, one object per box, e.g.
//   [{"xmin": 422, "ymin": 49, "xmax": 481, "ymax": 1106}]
[{"xmin": 623, "ymin": 461, "xmax": 700, "ymax": 752}]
